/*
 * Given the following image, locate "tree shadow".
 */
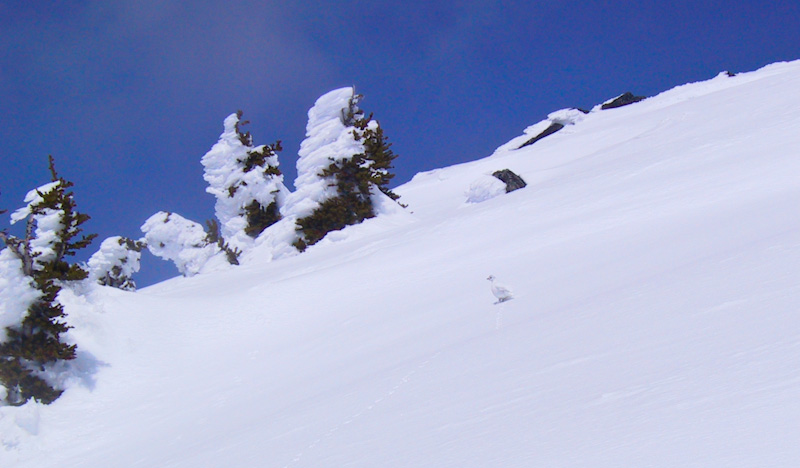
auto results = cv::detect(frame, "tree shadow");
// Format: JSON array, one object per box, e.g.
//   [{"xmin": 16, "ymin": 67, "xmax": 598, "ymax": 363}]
[
  {"xmin": 3, "ymin": 350, "xmax": 111, "ymax": 404},
  {"xmin": 59, "ymin": 349, "xmax": 110, "ymax": 392}
]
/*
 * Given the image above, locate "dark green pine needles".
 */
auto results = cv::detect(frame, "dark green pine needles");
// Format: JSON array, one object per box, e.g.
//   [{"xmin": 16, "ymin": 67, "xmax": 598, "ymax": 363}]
[
  {"xmin": 294, "ymin": 94, "xmax": 399, "ymax": 251},
  {"xmin": 0, "ymin": 156, "xmax": 96, "ymax": 405}
]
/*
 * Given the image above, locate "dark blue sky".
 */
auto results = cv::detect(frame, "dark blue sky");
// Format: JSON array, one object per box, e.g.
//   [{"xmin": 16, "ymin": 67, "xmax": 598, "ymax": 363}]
[{"xmin": 2, "ymin": 0, "xmax": 799, "ymax": 286}]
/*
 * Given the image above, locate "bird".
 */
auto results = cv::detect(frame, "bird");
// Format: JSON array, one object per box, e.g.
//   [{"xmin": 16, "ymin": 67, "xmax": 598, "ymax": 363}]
[{"xmin": 487, "ymin": 275, "xmax": 513, "ymax": 304}]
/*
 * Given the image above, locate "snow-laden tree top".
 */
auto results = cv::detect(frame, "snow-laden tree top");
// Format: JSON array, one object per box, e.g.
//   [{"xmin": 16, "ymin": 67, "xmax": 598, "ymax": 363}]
[
  {"xmin": 201, "ymin": 111, "xmax": 287, "ymax": 251},
  {"xmin": 201, "ymin": 113, "xmax": 253, "ymax": 201},
  {"xmin": 283, "ymin": 87, "xmax": 364, "ymax": 220},
  {"xmin": 297, "ymin": 87, "xmax": 364, "ymax": 182}
]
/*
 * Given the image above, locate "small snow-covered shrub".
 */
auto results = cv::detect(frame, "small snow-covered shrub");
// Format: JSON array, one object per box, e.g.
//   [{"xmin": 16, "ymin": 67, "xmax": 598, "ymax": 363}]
[
  {"xmin": 141, "ymin": 211, "xmax": 218, "ymax": 277},
  {"xmin": 87, "ymin": 236, "xmax": 145, "ymax": 291}
]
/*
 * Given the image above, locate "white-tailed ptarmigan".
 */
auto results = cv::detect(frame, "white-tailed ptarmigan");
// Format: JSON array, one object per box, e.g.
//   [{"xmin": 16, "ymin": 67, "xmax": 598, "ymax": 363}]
[{"xmin": 487, "ymin": 275, "xmax": 513, "ymax": 304}]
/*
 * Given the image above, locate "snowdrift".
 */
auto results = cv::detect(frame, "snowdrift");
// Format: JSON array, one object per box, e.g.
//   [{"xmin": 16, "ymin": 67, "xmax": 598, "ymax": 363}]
[{"xmin": 2, "ymin": 60, "xmax": 800, "ymax": 467}]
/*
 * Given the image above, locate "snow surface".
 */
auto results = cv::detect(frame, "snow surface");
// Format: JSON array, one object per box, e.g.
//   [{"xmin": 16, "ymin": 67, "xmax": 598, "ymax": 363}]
[
  {"xmin": 546, "ymin": 107, "xmax": 586, "ymax": 126},
  {"xmin": 3, "ymin": 60, "xmax": 800, "ymax": 466},
  {"xmin": 464, "ymin": 174, "xmax": 507, "ymax": 203}
]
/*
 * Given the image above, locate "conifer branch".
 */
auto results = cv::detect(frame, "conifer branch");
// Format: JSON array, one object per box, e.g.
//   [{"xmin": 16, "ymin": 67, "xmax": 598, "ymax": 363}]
[{"xmin": 0, "ymin": 156, "xmax": 95, "ymax": 405}]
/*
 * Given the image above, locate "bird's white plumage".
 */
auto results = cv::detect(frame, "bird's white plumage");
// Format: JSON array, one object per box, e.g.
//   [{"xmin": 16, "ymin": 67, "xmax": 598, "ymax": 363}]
[{"xmin": 487, "ymin": 275, "xmax": 513, "ymax": 303}]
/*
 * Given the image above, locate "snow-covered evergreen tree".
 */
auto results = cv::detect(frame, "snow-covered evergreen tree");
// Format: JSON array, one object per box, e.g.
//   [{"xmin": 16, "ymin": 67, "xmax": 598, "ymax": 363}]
[
  {"xmin": 282, "ymin": 87, "xmax": 400, "ymax": 251},
  {"xmin": 140, "ymin": 211, "xmax": 222, "ymax": 277},
  {"xmin": 0, "ymin": 157, "xmax": 96, "ymax": 406},
  {"xmin": 87, "ymin": 236, "xmax": 145, "ymax": 291},
  {"xmin": 201, "ymin": 111, "xmax": 288, "ymax": 252}
]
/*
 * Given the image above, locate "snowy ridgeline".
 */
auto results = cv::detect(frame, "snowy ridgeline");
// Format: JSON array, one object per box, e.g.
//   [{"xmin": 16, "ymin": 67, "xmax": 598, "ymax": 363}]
[
  {"xmin": 141, "ymin": 86, "xmax": 402, "ymax": 277},
  {"xmin": 2, "ymin": 60, "xmax": 800, "ymax": 466}
]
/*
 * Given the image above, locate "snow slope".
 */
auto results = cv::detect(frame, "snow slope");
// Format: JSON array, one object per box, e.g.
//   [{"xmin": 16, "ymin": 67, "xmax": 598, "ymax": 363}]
[{"xmin": 2, "ymin": 60, "xmax": 800, "ymax": 467}]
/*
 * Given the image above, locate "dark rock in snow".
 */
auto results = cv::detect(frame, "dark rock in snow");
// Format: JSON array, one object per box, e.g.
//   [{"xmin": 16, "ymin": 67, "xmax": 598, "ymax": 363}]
[
  {"xmin": 492, "ymin": 169, "xmax": 527, "ymax": 193},
  {"xmin": 601, "ymin": 92, "xmax": 647, "ymax": 110},
  {"xmin": 517, "ymin": 122, "xmax": 564, "ymax": 149}
]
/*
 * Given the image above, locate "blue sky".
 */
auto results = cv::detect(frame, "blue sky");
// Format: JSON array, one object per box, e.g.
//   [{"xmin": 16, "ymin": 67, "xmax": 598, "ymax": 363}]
[{"xmin": 2, "ymin": 0, "xmax": 799, "ymax": 286}]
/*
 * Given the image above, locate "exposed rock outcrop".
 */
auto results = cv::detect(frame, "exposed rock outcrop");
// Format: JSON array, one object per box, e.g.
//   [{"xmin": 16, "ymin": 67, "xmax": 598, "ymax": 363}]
[
  {"xmin": 492, "ymin": 169, "xmax": 527, "ymax": 193},
  {"xmin": 600, "ymin": 92, "xmax": 646, "ymax": 110}
]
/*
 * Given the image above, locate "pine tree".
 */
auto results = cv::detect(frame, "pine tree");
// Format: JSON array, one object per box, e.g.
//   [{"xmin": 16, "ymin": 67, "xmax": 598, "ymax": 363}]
[
  {"xmin": 290, "ymin": 89, "xmax": 400, "ymax": 251},
  {"xmin": 205, "ymin": 219, "xmax": 241, "ymax": 265},
  {"xmin": 354, "ymin": 113, "xmax": 400, "ymax": 201},
  {"xmin": 201, "ymin": 111, "xmax": 287, "ymax": 253},
  {"xmin": 0, "ymin": 156, "xmax": 96, "ymax": 405}
]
